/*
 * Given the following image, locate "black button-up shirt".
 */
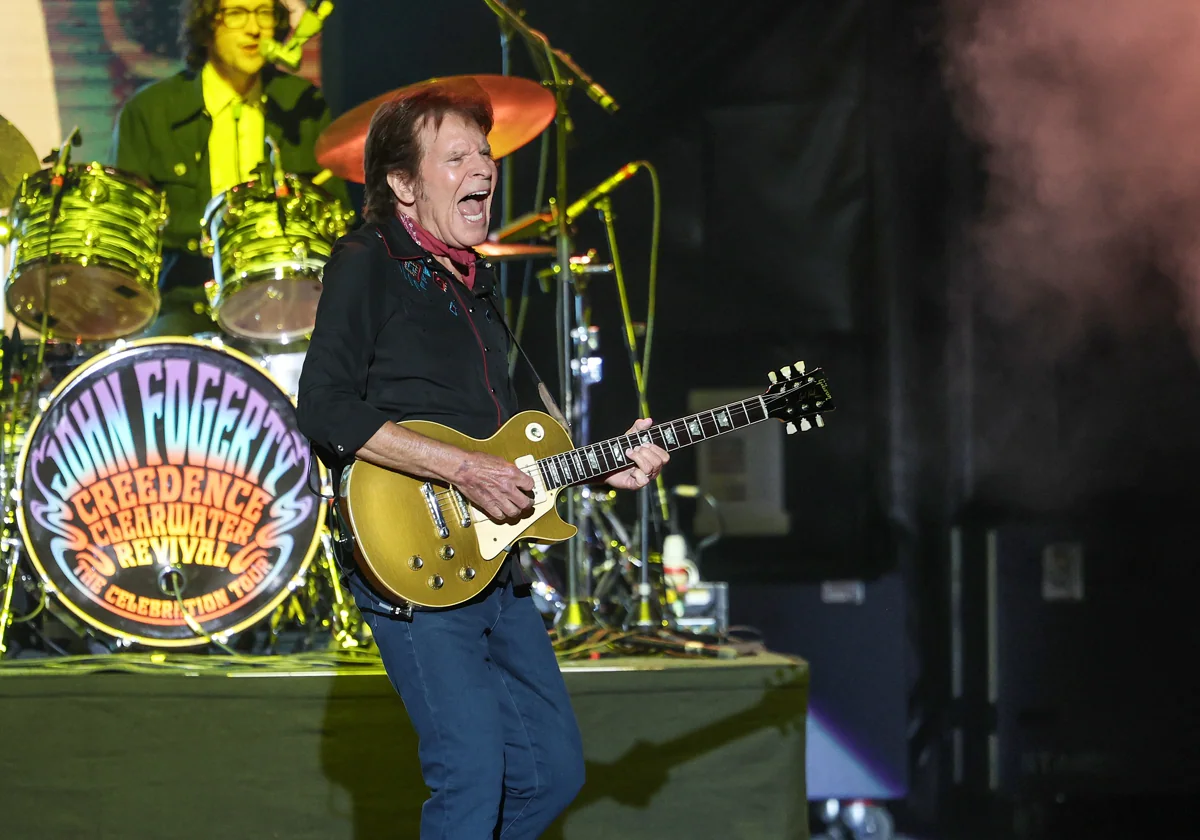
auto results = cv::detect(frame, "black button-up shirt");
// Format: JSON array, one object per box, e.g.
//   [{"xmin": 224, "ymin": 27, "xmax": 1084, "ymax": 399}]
[
  {"xmin": 296, "ymin": 215, "xmax": 522, "ymax": 609},
  {"xmin": 297, "ymin": 215, "xmax": 517, "ymax": 467}
]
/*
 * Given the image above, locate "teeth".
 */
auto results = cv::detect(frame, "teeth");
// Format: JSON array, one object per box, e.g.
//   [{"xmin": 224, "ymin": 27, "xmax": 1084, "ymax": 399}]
[{"xmin": 463, "ymin": 212, "xmax": 484, "ymax": 222}]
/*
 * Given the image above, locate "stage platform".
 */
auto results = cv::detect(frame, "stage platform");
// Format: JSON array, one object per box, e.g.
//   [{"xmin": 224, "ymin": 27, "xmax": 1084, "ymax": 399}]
[{"xmin": 0, "ymin": 650, "xmax": 809, "ymax": 839}]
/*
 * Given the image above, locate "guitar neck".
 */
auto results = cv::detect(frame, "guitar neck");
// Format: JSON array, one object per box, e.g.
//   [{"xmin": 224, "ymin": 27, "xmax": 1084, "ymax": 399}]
[{"xmin": 535, "ymin": 395, "xmax": 771, "ymax": 491}]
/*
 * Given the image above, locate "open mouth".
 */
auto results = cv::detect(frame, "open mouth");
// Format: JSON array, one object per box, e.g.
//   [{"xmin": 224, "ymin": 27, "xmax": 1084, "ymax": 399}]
[{"xmin": 458, "ymin": 189, "xmax": 490, "ymax": 223}]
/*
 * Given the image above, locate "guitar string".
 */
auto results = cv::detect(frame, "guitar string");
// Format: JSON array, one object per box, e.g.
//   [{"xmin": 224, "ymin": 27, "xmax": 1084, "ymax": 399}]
[
  {"xmin": 426, "ymin": 387, "xmax": 812, "ymax": 507},
  {"xmin": 424, "ymin": 388, "xmax": 815, "ymax": 511}
]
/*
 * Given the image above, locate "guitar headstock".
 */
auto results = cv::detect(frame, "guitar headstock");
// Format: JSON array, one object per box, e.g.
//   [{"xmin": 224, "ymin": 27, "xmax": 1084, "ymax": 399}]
[{"xmin": 764, "ymin": 361, "xmax": 835, "ymax": 434}]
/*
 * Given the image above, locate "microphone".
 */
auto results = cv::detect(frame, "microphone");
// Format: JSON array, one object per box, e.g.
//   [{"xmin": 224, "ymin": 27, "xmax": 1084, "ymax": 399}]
[
  {"xmin": 49, "ymin": 126, "xmax": 82, "ymax": 223},
  {"xmin": 260, "ymin": 1, "xmax": 334, "ymax": 71},
  {"xmin": 51, "ymin": 126, "xmax": 82, "ymax": 179},
  {"xmin": 265, "ymin": 134, "xmax": 287, "ymax": 197},
  {"xmin": 265, "ymin": 134, "xmax": 289, "ymax": 233},
  {"xmin": 564, "ymin": 162, "xmax": 641, "ymax": 222},
  {"xmin": 489, "ymin": 162, "xmax": 641, "ymax": 243},
  {"xmin": 551, "ymin": 47, "xmax": 619, "ymax": 114}
]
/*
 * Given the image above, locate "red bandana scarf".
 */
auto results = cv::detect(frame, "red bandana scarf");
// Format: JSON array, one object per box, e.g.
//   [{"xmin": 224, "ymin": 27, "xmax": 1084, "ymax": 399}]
[{"xmin": 398, "ymin": 212, "xmax": 477, "ymax": 291}]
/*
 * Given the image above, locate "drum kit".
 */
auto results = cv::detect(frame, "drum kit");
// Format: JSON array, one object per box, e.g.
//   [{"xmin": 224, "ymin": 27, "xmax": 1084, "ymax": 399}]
[
  {"xmin": 0, "ymin": 0, "xmax": 691, "ymax": 655},
  {"xmin": 0, "ymin": 69, "xmax": 575, "ymax": 656}
]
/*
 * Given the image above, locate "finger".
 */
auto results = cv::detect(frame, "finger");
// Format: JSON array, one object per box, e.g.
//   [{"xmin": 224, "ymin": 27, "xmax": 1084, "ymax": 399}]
[
  {"xmin": 628, "ymin": 448, "xmax": 660, "ymax": 475},
  {"xmin": 498, "ymin": 497, "xmax": 524, "ymax": 518}
]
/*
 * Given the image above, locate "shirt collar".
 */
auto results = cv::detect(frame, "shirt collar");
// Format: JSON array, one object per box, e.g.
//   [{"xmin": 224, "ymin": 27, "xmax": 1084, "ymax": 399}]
[
  {"xmin": 201, "ymin": 62, "xmax": 264, "ymax": 118},
  {"xmin": 376, "ymin": 215, "xmax": 497, "ymax": 298}
]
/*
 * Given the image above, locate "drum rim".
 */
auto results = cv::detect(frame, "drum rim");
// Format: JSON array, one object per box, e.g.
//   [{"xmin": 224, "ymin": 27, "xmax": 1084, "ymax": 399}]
[
  {"xmin": 20, "ymin": 163, "xmax": 162, "ymax": 197},
  {"xmin": 202, "ymin": 174, "xmax": 344, "ymax": 226},
  {"xmin": 14, "ymin": 335, "xmax": 323, "ymax": 648}
]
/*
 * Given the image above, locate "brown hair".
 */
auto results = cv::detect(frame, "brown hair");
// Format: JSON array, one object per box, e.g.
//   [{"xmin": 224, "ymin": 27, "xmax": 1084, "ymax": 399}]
[
  {"xmin": 178, "ymin": 0, "xmax": 288, "ymax": 71},
  {"xmin": 361, "ymin": 83, "xmax": 495, "ymax": 224}
]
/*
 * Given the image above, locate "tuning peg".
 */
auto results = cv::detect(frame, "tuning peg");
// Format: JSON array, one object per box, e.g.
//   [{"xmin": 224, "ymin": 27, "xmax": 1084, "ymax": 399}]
[
  {"xmin": 786, "ymin": 422, "xmax": 797, "ymax": 435},
  {"xmin": 795, "ymin": 360, "xmax": 805, "ymax": 375},
  {"xmin": 800, "ymin": 418, "xmax": 812, "ymax": 432},
  {"xmin": 815, "ymin": 414, "xmax": 824, "ymax": 428},
  {"xmin": 781, "ymin": 365, "xmax": 793, "ymax": 379},
  {"xmin": 768, "ymin": 371, "xmax": 778, "ymax": 384}
]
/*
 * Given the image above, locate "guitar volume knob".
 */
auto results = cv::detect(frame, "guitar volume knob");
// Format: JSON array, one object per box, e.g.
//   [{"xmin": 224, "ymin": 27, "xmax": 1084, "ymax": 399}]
[
  {"xmin": 438, "ymin": 546, "xmax": 455, "ymax": 560},
  {"xmin": 427, "ymin": 574, "xmax": 444, "ymax": 590},
  {"xmin": 458, "ymin": 567, "xmax": 476, "ymax": 582},
  {"xmin": 408, "ymin": 555, "xmax": 424, "ymax": 570}
]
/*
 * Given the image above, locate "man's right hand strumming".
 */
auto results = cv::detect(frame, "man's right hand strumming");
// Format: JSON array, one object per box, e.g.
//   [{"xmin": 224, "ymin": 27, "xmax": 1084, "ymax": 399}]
[
  {"xmin": 354, "ymin": 422, "xmax": 534, "ymax": 523},
  {"xmin": 450, "ymin": 451, "xmax": 535, "ymax": 522}
]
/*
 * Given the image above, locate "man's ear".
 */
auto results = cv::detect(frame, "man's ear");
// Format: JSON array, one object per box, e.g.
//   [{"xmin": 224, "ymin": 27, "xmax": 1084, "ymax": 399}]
[{"xmin": 387, "ymin": 171, "xmax": 417, "ymax": 207}]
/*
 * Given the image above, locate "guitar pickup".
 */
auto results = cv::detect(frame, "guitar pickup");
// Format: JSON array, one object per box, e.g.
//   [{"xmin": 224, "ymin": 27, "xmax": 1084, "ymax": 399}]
[{"xmin": 421, "ymin": 482, "xmax": 450, "ymax": 539}]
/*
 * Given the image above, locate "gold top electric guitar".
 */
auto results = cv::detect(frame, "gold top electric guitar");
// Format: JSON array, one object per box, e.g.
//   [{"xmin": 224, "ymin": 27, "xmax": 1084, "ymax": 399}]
[{"xmin": 337, "ymin": 363, "xmax": 834, "ymax": 608}]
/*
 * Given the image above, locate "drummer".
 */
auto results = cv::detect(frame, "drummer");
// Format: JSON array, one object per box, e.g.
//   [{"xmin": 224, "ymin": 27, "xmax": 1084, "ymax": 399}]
[{"xmin": 110, "ymin": 0, "xmax": 352, "ymax": 337}]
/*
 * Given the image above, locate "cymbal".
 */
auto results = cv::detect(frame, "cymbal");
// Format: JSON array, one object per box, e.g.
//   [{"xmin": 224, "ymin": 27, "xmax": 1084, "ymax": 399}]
[
  {"xmin": 0, "ymin": 114, "xmax": 40, "ymax": 208},
  {"xmin": 316, "ymin": 75, "xmax": 555, "ymax": 184},
  {"xmin": 475, "ymin": 242, "xmax": 556, "ymax": 262}
]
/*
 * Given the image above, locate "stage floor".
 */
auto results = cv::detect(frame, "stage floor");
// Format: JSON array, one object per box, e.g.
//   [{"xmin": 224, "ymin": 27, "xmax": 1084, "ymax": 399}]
[{"xmin": 0, "ymin": 651, "xmax": 809, "ymax": 839}]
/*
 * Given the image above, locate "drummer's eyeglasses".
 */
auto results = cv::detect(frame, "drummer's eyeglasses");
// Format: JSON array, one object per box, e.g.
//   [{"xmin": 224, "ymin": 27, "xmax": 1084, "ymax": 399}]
[{"xmin": 217, "ymin": 6, "xmax": 279, "ymax": 30}]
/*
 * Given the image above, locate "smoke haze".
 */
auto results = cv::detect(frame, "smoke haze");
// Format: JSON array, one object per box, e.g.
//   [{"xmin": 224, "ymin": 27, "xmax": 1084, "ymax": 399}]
[{"xmin": 945, "ymin": 0, "xmax": 1200, "ymax": 351}]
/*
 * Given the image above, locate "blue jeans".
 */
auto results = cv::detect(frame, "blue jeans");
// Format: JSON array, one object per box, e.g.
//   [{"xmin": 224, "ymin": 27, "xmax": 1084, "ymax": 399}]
[{"xmin": 357, "ymin": 580, "xmax": 585, "ymax": 839}]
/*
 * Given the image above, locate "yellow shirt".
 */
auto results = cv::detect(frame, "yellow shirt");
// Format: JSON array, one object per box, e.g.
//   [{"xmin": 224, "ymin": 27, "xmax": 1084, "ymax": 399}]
[{"xmin": 202, "ymin": 62, "xmax": 265, "ymax": 196}]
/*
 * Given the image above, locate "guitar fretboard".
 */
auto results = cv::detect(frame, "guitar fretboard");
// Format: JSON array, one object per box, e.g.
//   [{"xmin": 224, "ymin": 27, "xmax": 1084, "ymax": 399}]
[{"xmin": 535, "ymin": 395, "xmax": 770, "ymax": 491}]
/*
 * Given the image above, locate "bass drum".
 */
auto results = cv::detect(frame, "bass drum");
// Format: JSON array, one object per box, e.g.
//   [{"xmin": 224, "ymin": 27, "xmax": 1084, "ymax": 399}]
[{"xmin": 16, "ymin": 337, "xmax": 322, "ymax": 647}]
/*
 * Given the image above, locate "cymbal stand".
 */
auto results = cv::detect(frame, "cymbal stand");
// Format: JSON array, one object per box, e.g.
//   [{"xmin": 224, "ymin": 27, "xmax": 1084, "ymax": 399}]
[
  {"xmin": 0, "ymin": 338, "xmax": 30, "ymax": 656},
  {"xmin": 481, "ymin": 0, "xmax": 619, "ymax": 633}
]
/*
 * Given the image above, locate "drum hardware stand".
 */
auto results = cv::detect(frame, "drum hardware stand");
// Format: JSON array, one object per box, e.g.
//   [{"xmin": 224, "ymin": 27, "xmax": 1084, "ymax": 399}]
[
  {"xmin": 0, "ymin": 537, "xmax": 22, "ymax": 655},
  {"xmin": 316, "ymin": 528, "xmax": 364, "ymax": 650},
  {"xmin": 481, "ymin": 0, "xmax": 618, "ymax": 635},
  {"xmin": 22, "ymin": 128, "xmax": 82, "ymax": 431}
]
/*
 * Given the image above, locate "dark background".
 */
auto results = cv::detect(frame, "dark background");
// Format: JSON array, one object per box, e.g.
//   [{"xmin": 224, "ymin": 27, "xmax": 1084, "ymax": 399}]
[{"xmin": 320, "ymin": 1, "xmax": 1200, "ymax": 837}]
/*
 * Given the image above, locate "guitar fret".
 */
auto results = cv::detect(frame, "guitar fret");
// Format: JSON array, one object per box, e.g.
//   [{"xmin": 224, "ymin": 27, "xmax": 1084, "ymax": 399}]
[
  {"xmin": 733, "ymin": 400, "xmax": 750, "ymax": 427},
  {"xmin": 600, "ymin": 441, "xmax": 616, "ymax": 471},
  {"xmin": 533, "ymin": 371, "xmax": 829, "ymax": 491}
]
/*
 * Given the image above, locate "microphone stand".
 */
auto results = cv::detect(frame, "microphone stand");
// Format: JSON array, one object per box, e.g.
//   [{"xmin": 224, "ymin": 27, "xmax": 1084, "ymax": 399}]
[
  {"xmin": 497, "ymin": 6, "xmax": 515, "ymax": 315},
  {"xmin": 595, "ymin": 197, "xmax": 669, "ymax": 630},
  {"xmin": 480, "ymin": 0, "xmax": 618, "ymax": 633}
]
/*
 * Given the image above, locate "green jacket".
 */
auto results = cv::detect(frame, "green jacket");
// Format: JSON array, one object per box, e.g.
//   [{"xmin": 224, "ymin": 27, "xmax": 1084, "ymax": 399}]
[{"xmin": 111, "ymin": 66, "xmax": 353, "ymax": 257}]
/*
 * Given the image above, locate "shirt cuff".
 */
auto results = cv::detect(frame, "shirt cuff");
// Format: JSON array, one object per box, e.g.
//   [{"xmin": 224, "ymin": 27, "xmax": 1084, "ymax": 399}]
[{"xmin": 328, "ymin": 402, "xmax": 393, "ymax": 460}]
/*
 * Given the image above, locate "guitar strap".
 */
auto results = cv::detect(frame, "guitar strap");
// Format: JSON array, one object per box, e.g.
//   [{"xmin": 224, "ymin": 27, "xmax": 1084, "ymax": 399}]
[{"xmin": 481, "ymin": 294, "xmax": 572, "ymax": 432}]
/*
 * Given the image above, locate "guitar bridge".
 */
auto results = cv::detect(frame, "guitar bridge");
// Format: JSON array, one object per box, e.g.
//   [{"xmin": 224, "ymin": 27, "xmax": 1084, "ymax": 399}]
[
  {"xmin": 449, "ymin": 488, "xmax": 471, "ymax": 528},
  {"xmin": 421, "ymin": 482, "xmax": 450, "ymax": 539}
]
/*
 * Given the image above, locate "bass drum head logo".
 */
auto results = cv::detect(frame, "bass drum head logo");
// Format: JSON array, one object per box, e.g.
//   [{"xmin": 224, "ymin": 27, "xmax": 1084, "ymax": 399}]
[{"xmin": 18, "ymin": 339, "xmax": 321, "ymax": 647}]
